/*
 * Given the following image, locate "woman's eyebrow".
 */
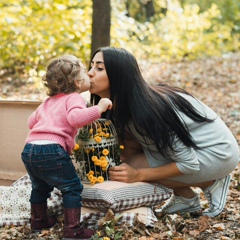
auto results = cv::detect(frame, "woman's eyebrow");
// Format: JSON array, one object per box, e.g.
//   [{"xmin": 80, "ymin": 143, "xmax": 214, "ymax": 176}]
[{"xmin": 91, "ymin": 60, "xmax": 104, "ymax": 64}]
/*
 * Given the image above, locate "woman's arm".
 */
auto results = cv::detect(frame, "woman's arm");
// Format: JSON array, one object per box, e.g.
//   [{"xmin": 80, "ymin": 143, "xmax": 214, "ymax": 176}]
[
  {"xmin": 119, "ymin": 130, "xmax": 143, "ymax": 160},
  {"xmin": 110, "ymin": 133, "xmax": 184, "ymax": 183},
  {"xmin": 112, "ymin": 131, "xmax": 200, "ymax": 183},
  {"xmin": 109, "ymin": 161, "xmax": 183, "ymax": 183}
]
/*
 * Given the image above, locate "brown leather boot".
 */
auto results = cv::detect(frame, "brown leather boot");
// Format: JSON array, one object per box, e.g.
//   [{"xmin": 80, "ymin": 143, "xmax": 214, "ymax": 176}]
[
  {"xmin": 30, "ymin": 203, "xmax": 56, "ymax": 232},
  {"xmin": 63, "ymin": 208, "xmax": 94, "ymax": 240}
]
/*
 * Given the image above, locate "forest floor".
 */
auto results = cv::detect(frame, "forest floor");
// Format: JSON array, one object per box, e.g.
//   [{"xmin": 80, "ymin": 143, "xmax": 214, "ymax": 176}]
[{"xmin": 0, "ymin": 53, "xmax": 240, "ymax": 239}]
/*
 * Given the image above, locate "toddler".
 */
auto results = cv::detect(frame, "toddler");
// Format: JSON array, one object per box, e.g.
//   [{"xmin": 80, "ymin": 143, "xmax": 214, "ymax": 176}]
[{"xmin": 21, "ymin": 55, "xmax": 112, "ymax": 239}]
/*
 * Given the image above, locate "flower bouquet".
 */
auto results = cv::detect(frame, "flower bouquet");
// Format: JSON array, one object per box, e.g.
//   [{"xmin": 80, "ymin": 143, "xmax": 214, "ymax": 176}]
[{"xmin": 74, "ymin": 118, "xmax": 122, "ymax": 184}]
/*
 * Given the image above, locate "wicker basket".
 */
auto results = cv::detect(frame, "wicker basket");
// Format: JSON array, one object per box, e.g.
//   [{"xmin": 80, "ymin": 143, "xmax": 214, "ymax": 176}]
[{"xmin": 74, "ymin": 118, "xmax": 121, "ymax": 184}]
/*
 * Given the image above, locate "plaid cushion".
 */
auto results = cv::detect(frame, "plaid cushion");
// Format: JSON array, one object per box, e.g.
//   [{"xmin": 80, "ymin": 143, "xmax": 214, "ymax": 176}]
[{"xmin": 82, "ymin": 181, "xmax": 172, "ymax": 211}]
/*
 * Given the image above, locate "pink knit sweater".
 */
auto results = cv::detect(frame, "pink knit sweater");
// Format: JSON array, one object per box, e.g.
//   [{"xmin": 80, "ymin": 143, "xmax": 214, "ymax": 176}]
[{"xmin": 26, "ymin": 93, "xmax": 100, "ymax": 154}]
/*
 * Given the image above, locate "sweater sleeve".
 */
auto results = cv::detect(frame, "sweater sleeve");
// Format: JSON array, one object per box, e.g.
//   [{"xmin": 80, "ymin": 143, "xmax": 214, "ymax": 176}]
[
  {"xmin": 168, "ymin": 135, "xmax": 200, "ymax": 174},
  {"xmin": 66, "ymin": 94, "xmax": 101, "ymax": 128}
]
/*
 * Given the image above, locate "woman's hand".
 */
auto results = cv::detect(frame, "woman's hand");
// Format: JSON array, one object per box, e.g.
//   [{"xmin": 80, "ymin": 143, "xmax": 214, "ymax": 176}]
[
  {"xmin": 108, "ymin": 163, "xmax": 140, "ymax": 183},
  {"xmin": 109, "ymin": 161, "xmax": 183, "ymax": 184}
]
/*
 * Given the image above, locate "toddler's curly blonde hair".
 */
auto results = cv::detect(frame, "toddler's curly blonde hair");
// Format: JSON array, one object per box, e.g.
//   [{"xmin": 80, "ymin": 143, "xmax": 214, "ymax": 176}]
[{"xmin": 42, "ymin": 55, "xmax": 85, "ymax": 96}]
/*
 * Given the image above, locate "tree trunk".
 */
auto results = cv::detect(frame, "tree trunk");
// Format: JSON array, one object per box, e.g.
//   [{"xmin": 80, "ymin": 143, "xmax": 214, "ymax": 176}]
[
  {"xmin": 145, "ymin": 0, "xmax": 155, "ymax": 21},
  {"xmin": 91, "ymin": 0, "xmax": 111, "ymax": 57}
]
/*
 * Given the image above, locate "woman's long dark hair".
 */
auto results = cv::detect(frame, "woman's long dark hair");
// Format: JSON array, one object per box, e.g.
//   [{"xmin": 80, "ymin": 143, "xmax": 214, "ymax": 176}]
[{"xmin": 90, "ymin": 47, "xmax": 214, "ymax": 156}]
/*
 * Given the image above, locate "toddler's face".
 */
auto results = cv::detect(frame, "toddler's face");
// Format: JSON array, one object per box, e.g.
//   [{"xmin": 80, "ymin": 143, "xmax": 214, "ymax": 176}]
[{"xmin": 76, "ymin": 61, "xmax": 90, "ymax": 93}]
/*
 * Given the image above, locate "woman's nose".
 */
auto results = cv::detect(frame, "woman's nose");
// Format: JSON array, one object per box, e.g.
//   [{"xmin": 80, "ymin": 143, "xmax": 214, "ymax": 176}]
[{"xmin": 87, "ymin": 68, "xmax": 94, "ymax": 77}]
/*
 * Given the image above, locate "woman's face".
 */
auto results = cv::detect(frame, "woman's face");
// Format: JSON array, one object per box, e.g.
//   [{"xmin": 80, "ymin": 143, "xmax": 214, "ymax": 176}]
[{"xmin": 88, "ymin": 52, "xmax": 110, "ymax": 98}]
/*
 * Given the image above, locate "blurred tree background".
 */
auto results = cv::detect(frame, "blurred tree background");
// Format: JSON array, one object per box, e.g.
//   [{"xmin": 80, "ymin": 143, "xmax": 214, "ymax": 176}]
[{"xmin": 0, "ymin": 0, "xmax": 239, "ymax": 81}]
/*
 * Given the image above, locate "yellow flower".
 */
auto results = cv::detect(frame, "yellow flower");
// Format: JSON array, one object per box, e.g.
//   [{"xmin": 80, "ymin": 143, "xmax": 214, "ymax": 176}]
[
  {"xmin": 100, "ymin": 156, "xmax": 106, "ymax": 161},
  {"xmin": 89, "ymin": 128, "xmax": 93, "ymax": 134},
  {"xmin": 91, "ymin": 148, "xmax": 95, "ymax": 152},
  {"xmin": 97, "ymin": 176, "xmax": 104, "ymax": 183},
  {"xmin": 99, "ymin": 131, "xmax": 105, "ymax": 137},
  {"xmin": 102, "ymin": 149, "xmax": 109, "ymax": 156},
  {"xmin": 85, "ymin": 149, "xmax": 90, "ymax": 153},
  {"xmin": 120, "ymin": 145, "xmax": 124, "ymax": 150},
  {"xmin": 95, "ymin": 159, "xmax": 101, "ymax": 166},
  {"xmin": 105, "ymin": 133, "xmax": 110, "ymax": 138},
  {"xmin": 90, "ymin": 180, "xmax": 95, "ymax": 185},
  {"xmin": 88, "ymin": 170, "xmax": 94, "ymax": 175},
  {"xmin": 103, "ymin": 237, "xmax": 110, "ymax": 240},
  {"xmin": 73, "ymin": 143, "xmax": 80, "ymax": 151},
  {"xmin": 100, "ymin": 161, "xmax": 108, "ymax": 168},
  {"xmin": 104, "ymin": 120, "xmax": 111, "ymax": 126},
  {"xmin": 91, "ymin": 156, "xmax": 98, "ymax": 162},
  {"xmin": 94, "ymin": 136, "xmax": 102, "ymax": 143},
  {"xmin": 88, "ymin": 175, "xmax": 93, "ymax": 181},
  {"xmin": 97, "ymin": 128, "xmax": 102, "ymax": 133}
]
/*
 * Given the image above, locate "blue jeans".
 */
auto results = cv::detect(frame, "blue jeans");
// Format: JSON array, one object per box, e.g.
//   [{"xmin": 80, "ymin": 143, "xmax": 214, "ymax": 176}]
[{"xmin": 21, "ymin": 143, "xmax": 83, "ymax": 208}]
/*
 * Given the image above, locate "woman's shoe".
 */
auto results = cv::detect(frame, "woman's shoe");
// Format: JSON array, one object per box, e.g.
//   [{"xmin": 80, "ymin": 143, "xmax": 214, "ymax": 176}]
[
  {"xmin": 202, "ymin": 175, "xmax": 231, "ymax": 217},
  {"xmin": 155, "ymin": 193, "xmax": 201, "ymax": 214}
]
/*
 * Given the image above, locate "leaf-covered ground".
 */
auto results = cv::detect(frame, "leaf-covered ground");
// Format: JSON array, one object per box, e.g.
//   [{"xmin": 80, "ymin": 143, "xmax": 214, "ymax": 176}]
[{"xmin": 0, "ymin": 53, "xmax": 239, "ymax": 239}]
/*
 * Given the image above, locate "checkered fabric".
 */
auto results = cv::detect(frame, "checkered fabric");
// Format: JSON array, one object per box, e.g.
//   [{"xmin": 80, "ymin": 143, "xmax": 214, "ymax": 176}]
[
  {"xmin": 81, "ymin": 206, "xmax": 158, "ymax": 228},
  {"xmin": 82, "ymin": 181, "xmax": 172, "ymax": 211},
  {"xmin": 0, "ymin": 175, "xmax": 171, "ymax": 227}
]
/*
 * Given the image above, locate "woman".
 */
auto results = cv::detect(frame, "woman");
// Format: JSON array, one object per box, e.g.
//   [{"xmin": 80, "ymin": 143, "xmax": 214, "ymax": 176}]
[{"xmin": 87, "ymin": 47, "xmax": 239, "ymax": 217}]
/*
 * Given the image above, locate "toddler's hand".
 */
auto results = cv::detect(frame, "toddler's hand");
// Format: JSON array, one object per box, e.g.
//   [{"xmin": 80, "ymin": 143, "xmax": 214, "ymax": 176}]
[{"xmin": 98, "ymin": 98, "xmax": 112, "ymax": 113}]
